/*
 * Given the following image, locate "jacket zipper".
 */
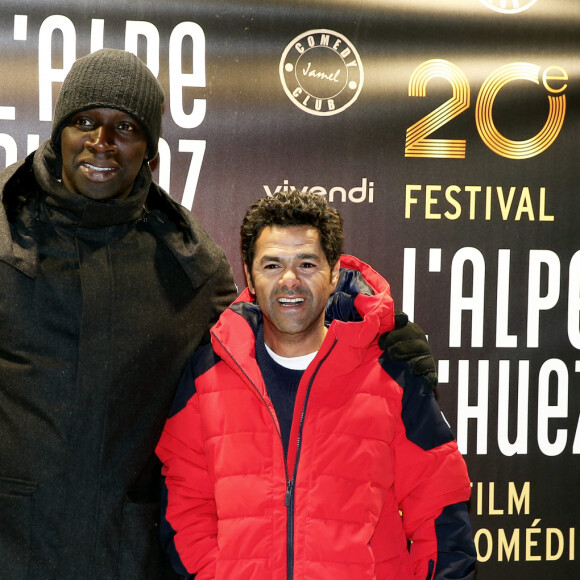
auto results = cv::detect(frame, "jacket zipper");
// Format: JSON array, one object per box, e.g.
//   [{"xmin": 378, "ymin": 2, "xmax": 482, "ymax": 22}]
[
  {"xmin": 284, "ymin": 340, "xmax": 337, "ymax": 580},
  {"xmin": 212, "ymin": 330, "xmax": 337, "ymax": 580}
]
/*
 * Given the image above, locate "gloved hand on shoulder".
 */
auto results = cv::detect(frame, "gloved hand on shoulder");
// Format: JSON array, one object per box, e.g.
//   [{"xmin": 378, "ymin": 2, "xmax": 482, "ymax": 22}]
[{"xmin": 378, "ymin": 312, "xmax": 438, "ymax": 390}]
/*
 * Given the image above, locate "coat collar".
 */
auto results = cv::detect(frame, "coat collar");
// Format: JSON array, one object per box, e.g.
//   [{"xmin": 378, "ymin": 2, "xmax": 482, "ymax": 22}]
[{"xmin": 0, "ymin": 141, "xmax": 224, "ymax": 291}]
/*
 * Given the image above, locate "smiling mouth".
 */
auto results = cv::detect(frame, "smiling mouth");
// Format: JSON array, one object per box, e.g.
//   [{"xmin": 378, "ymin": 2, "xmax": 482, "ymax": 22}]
[
  {"xmin": 82, "ymin": 162, "xmax": 116, "ymax": 173},
  {"xmin": 278, "ymin": 297, "xmax": 305, "ymax": 306}
]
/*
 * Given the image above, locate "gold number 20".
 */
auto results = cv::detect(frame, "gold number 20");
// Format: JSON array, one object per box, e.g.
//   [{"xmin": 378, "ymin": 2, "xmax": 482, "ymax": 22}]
[{"xmin": 405, "ymin": 59, "xmax": 567, "ymax": 160}]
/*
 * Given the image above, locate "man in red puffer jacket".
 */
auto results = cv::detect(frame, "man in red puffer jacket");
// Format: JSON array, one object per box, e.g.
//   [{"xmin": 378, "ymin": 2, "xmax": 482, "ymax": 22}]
[{"xmin": 156, "ymin": 190, "xmax": 476, "ymax": 580}]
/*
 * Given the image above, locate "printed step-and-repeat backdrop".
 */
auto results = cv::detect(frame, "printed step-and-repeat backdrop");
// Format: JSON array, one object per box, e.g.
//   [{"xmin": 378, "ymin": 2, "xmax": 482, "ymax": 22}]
[{"xmin": 1, "ymin": 0, "xmax": 578, "ymax": 577}]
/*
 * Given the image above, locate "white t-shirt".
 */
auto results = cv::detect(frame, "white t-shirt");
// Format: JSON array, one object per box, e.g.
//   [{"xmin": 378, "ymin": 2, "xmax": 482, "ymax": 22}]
[{"xmin": 264, "ymin": 343, "xmax": 317, "ymax": 370}]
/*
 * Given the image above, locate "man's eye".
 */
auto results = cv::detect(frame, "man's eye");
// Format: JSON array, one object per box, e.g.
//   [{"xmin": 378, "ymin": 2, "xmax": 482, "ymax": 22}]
[
  {"xmin": 118, "ymin": 122, "xmax": 135, "ymax": 132},
  {"xmin": 74, "ymin": 118, "xmax": 93, "ymax": 128},
  {"xmin": 263, "ymin": 264, "xmax": 279, "ymax": 269},
  {"xmin": 301, "ymin": 263, "xmax": 316, "ymax": 268}
]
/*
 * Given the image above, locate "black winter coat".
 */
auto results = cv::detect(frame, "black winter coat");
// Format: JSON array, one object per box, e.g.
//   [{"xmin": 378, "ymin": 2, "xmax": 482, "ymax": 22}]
[{"xmin": 0, "ymin": 142, "xmax": 237, "ymax": 579}]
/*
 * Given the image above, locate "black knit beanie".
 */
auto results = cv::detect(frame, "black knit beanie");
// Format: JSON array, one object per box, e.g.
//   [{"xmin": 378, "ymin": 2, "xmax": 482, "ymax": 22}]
[{"xmin": 51, "ymin": 48, "xmax": 164, "ymax": 158}]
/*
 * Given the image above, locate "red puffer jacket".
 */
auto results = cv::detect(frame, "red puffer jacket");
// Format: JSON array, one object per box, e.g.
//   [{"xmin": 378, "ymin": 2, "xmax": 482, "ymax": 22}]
[{"xmin": 156, "ymin": 255, "xmax": 473, "ymax": 579}]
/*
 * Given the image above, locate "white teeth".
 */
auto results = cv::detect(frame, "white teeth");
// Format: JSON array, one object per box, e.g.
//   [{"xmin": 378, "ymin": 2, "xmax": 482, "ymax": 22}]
[
  {"xmin": 85, "ymin": 163, "xmax": 114, "ymax": 172},
  {"xmin": 279, "ymin": 297, "xmax": 304, "ymax": 304}
]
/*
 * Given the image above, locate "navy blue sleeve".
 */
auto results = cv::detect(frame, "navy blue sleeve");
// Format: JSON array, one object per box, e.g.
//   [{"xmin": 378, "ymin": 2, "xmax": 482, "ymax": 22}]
[
  {"xmin": 167, "ymin": 343, "xmax": 220, "ymax": 418},
  {"xmin": 379, "ymin": 356, "xmax": 455, "ymax": 451},
  {"xmin": 434, "ymin": 503, "xmax": 477, "ymax": 579}
]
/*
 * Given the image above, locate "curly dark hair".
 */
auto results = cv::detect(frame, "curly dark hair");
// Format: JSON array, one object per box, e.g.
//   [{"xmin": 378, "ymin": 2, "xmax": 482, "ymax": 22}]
[{"xmin": 241, "ymin": 190, "xmax": 344, "ymax": 270}]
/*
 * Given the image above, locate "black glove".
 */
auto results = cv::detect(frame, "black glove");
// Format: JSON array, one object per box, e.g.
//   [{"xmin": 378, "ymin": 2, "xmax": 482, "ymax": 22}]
[{"xmin": 378, "ymin": 312, "xmax": 438, "ymax": 390}]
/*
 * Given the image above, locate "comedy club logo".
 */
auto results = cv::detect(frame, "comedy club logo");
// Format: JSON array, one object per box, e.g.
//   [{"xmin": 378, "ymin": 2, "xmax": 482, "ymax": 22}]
[
  {"xmin": 279, "ymin": 29, "xmax": 364, "ymax": 116},
  {"xmin": 477, "ymin": 0, "xmax": 539, "ymax": 14}
]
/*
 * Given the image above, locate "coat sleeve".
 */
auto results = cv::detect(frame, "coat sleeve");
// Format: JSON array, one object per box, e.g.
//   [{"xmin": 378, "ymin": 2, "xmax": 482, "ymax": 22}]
[
  {"xmin": 156, "ymin": 358, "xmax": 218, "ymax": 579},
  {"xmin": 385, "ymin": 360, "xmax": 476, "ymax": 579},
  {"xmin": 197, "ymin": 250, "xmax": 238, "ymax": 348},
  {"xmin": 432, "ymin": 502, "xmax": 477, "ymax": 579}
]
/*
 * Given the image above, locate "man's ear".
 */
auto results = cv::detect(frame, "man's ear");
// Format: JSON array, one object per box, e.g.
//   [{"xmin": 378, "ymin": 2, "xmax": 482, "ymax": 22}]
[
  {"xmin": 330, "ymin": 261, "xmax": 340, "ymax": 291},
  {"xmin": 243, "ymin": 263, "xmax": 255, "ymax": 294}
]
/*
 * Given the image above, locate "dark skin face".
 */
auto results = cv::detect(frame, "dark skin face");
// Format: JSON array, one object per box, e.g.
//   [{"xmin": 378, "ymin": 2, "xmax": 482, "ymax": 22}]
[{"xmin": 60, "ymin": 108, "xmax": 148, "ymax": 201}]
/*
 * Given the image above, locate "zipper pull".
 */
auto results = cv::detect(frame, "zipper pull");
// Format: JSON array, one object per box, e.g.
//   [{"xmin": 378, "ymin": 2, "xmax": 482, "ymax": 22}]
[{"xmin": 285, "ymin": 480, "xmax": 294, "ymax": 507}]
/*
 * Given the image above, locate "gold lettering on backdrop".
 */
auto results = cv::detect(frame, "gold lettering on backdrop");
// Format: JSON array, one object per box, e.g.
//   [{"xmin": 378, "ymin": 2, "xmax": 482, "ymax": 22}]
[
  {"xmin": 404, "ymin": 184, "xmax": 555, "ymax": 221},
  {"xmin": 406, "ymin": 60, "xmax": 567, "ymax": 159},
  {"xmin": 472, "ymin": 482, "xmax": 577, "ymax": 563}
]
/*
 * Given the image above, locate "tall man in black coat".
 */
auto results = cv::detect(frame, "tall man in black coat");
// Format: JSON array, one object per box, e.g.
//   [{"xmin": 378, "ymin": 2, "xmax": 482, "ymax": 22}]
[
  {"xmin": 0, "ymin": 48, "xmax": 437, "ymax": 579},
  {"xmin": 0, "ymin": 48, "xmax": 238, "ymax": 579}
]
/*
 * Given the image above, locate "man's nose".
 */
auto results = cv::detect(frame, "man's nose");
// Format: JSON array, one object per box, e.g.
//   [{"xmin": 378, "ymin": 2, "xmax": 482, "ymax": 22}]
[
  {"xmin": 87, "ymin": 126, "xmax": 117, "ymax": 152},
  {"xmin": 280, "ymin": 268, "xmax": 300, "ymax": 288}
]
